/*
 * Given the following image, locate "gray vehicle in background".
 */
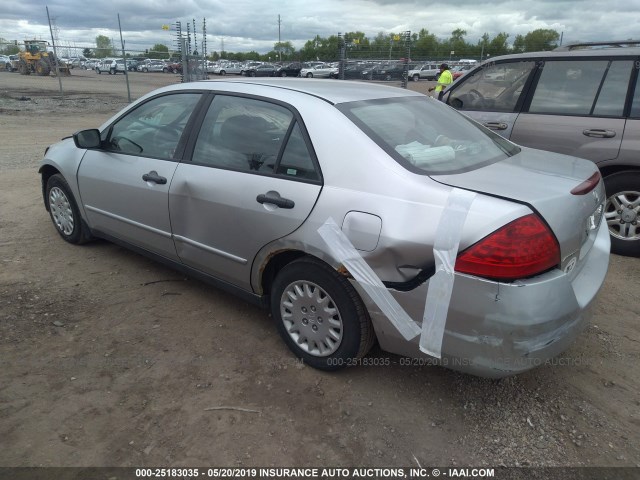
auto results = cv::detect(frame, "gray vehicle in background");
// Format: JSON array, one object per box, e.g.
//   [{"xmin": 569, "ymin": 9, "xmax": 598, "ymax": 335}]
[
  {"xmin": 408, "ymin": 63, "xmax": 440, "ymax": 81},
  {"xmin": 96, "ymin": 58, "xmax": 126, "ymax": 74},
  {"xmin": 39, "ymin": 79, "xmax": 609, "ymax": 378},
  {"xmin": 444, "ymin": 41, "xmax": 640, "ymax": 256}
]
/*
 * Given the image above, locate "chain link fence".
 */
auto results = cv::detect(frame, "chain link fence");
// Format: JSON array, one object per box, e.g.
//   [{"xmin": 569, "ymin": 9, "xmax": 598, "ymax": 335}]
[
  {"xmin": 336, "ymin": 31, "xmax": 412, "ymax": 88},
  {"xmin": 0, "ymin": 27, "xmax": 444, "ymax": 103}
]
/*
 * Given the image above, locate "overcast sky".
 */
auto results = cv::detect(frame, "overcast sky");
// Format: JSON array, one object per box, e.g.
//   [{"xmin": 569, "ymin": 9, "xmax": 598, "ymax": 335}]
[{"xmin": 1, "ymin": 0, "xmax": 639, "ymax": 54}]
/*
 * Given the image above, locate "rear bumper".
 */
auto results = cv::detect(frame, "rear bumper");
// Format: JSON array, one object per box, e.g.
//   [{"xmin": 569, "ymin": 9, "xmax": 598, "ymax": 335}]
[{"xmin": 361, "ymin": 219, "xmax": 610, "ymax": 378}]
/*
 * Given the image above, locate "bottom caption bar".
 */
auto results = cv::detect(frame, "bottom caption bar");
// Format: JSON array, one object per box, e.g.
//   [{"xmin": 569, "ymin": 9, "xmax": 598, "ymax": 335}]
[{"xmin": 0, "ymin": 466, "xmax": 637, "ymax": 480}]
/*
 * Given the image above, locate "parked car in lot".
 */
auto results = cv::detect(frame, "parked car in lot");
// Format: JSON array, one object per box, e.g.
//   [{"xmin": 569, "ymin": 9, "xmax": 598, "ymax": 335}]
[
  {"xmin": 366, "ymin": 63, "xmax": 407, "ymax": 81},
  {"xmin": 300, "ymin": 63, "xmax": 338, "ymax": 78},
  {"xmin": 213, "ymin": 63, "xmax": 242, "ymax": 75},
  {"xmin": 125, "ymin": 60, "xmax": 139, "ymax": 72},
  {"xmin": 138, "ymin": 60, "xmax": 169, "ymax": 73},
  {"xmin": 240, "ymin": 62, "xmax": 263, "ymax": 75},
  {"xmin": 96, "ymin": 58, "xmax": 126, "ymax": 74},
  {"xmin": 0, "ymin": 54, "xmax": 11, "ymax": 70},
  {"xmin": 245, "ymin": 64, "xmax": 277, "ymax": 77},
  {"xmin": 8, "ymin": 55, "xmax": 19, "ymax": 71},
  {"xmin": 165, "ymin": 61, "xmax": 182, "ymax": 74},
  {"xmin": 276, "ymin": 62, "xmax": 302, "ymax": 77},
  {"xmin": 339, "ymin": 63, "xmax": 369, "ymax": 80},
  {"xmin": 409, "ymin": 63, "xmax": 440, "ymax": 81},
  {"xmin": 68, "ymin": 57, "xmax": 86, "ymax": 68},
  {"xmin": 39, "ymin": 78, "xmax": 609, "ymax": 378},
  {"xmin": 444, "ymin": 41, "xmax": 640, "ymax": 256}
]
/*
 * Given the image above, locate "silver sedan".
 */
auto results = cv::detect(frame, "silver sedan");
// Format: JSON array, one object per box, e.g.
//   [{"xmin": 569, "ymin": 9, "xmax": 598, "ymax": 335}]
[{"xmin": 39, "ymin": 79, "xmax": 609, "ymax": 378}]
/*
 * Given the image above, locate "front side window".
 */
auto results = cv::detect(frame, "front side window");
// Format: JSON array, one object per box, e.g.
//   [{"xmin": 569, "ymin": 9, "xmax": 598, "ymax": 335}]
[
  {"xmin": 191, "ymin": 95, "xmax": 320, "ymax": 181},
  {"xmin": 529, "ymin": 60, "xmax": 632, "ymax": 116},
  {"xmin": 106, "ymin": 93, "xmax": 201, "ymax": 159},
  {"xmin": 338, "ymin": 96, "xmax": 520, "ymax": 175},
  {"xmin": 448, "ymin": 61, "xmax": 536, "ymax": 112}
]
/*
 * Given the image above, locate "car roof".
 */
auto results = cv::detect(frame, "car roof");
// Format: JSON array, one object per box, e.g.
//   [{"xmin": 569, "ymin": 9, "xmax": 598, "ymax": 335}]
[
  {"xmin": 481, "ymin": 47, "xmax": 640, "ymax": 63},
  {"xmin": 194, "ymin": 78, "xmax": 423, "ymax": 104}
]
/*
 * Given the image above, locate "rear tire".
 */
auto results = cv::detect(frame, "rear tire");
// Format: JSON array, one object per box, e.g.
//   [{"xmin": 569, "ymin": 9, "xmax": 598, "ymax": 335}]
[
  {"xmin": 45, "ymin": 174, "xmax": 92, "ymax": 245},
  {"xmin": 270, "ymin": 258, "xmax": 375, "ymax": 371},
  {"xmin": 604, "ymin": 171, "xmax": 640, "ymax": 257}
]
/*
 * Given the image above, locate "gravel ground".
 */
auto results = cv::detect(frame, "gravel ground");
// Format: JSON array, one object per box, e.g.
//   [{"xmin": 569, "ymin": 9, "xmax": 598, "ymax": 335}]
[{"xmin": 0, "ymin": 71, "xmax": 639, "ymax": 471}]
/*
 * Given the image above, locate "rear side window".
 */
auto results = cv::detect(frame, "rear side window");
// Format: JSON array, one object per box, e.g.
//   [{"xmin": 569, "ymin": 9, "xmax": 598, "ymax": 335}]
[
  {"xmin": 529, "ymin": 60, "xmax": 632, "ymax": 116},
  {"xmin": 192, "ymin": 95, "xmax": 292, "ymax": 173},
  {"xmin": 192, "ymin": 95, "xmax": 321, "ymax": 181},
  {"xmin": 448, "ymin": 61, "xmax": 536, "ymax": 112}
]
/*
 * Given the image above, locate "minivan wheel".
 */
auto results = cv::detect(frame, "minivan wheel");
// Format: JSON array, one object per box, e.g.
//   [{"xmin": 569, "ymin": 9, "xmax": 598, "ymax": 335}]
[
  {"xmin": 604, "ymin": 171, "xmax": 640, "ymax": 257},
  {"xmin": 270, "ymin": 258, "xmax": 375, "ymax": 370},
  {"xmin": 46, "ymin": 174, "xmax": 92, "ymax": 245}
]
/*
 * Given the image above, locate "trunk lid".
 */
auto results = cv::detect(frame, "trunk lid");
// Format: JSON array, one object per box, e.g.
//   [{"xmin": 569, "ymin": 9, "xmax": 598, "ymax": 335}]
[{"xmin": 431, "ymin": 147, "xmax": 606, "ymax": 272}]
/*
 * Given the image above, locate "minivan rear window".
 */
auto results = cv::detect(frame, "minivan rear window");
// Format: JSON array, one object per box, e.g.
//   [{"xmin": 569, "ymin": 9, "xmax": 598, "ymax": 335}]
[{"xmin": 337, "ymin": 96, "xmax": 520, "ymax": 174}]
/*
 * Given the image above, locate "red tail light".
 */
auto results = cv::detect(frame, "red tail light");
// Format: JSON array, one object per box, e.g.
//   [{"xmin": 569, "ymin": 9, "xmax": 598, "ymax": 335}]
[
  {"xmin": 570, "ymin": 171, "xmax": 601, "ymax": 195},
  {"xmin": 455, "ymin": 214, "xmax": 560, "ymax": 281}
]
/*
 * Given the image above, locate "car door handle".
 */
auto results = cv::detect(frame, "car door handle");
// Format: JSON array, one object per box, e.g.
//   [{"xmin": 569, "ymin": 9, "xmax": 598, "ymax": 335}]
[
  {"xmin": 142, "ymin": 171, "xmax": 167, "ymax": 184},
  {"xmin": 256, "ymin": 192, "xmax": 295, "ymax": 209},
  {"xmin": 583, "ymin": 129, "xmax": 616, "ymax": 138},
  {"xmin": 483, "ymin": 122, "xmax": 508, "ymax": 130}
]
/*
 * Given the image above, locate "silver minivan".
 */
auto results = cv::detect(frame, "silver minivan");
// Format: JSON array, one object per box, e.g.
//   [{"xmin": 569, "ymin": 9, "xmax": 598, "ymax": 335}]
[{"xmin": 444, "ymin": 41, "xmax": 640, "ymax": 256}]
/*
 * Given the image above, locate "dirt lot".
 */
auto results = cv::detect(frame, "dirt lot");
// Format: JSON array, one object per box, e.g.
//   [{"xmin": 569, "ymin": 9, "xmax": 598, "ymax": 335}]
[{"xmin": 0, "ymin": 71, "xmax": 639, "ymax": 470}]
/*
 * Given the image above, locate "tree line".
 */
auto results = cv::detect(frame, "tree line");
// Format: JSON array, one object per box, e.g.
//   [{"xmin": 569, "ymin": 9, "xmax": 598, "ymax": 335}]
[{"xmin": 2, "ymin": 28, "xmax": 561, "ymax": 62}]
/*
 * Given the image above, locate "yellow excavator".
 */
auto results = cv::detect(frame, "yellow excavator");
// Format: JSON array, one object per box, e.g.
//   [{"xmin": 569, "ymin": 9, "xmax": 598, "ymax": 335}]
[{"xmin": 16, "ymin": 40, "xmax": 70, "ymax": 76}]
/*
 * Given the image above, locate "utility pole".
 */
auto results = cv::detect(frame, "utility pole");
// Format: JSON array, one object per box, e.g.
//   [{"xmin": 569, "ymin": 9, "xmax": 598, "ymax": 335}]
[{"xmin": 277, "ymin": 14, "xmax": 282, "ymax": 61}]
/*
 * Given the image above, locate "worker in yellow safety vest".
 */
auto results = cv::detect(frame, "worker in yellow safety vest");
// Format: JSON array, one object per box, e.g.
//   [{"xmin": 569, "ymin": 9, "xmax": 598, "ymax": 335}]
[{"xmin": 429, "ymin": 63, "xmax": 453, "ymax": 101}]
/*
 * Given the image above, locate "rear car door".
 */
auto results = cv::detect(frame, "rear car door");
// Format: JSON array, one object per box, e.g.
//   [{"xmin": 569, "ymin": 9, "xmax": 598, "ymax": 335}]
[
  {"xmin": 511, "ymin": 58, "xmax": 632, "ymax": 163},
  {"xmin": 445, "ymin": 60, "xmax": 538, "ymax": 138},
  {"xmin": 169, "ymin": 94, "xmax": 323, "ymax": 290},
  {"xmin": 77, "ymin": 92, "xmax": 203, "ymax": 260}
]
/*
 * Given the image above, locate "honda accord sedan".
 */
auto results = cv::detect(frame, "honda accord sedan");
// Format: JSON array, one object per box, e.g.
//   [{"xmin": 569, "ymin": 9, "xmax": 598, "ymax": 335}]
[{"xmin": 39, "ymin": 79, "xmax": 609, "ymax": 378}]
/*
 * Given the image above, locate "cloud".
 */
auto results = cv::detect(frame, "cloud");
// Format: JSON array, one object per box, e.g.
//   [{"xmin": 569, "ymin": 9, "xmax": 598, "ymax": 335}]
[{"xmin": 1, "ymin": 0, "xmax": 639, "ymax": 53}]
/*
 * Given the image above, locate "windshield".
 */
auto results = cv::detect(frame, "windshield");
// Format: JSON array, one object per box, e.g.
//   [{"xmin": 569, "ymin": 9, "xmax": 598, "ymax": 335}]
[{"xmin": 337, "ymin": 96, "xmax": 520, "ymax": 174}]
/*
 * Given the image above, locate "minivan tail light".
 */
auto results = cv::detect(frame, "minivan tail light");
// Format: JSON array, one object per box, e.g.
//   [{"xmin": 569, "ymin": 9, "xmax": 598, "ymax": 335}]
[{"xmin": 455, "ymin": 214, "xmax": 560, "ymax": 281}]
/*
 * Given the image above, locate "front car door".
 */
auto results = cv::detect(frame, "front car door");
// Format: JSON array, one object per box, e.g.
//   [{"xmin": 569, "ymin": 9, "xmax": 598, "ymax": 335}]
[
  {"xmin": 169, "ymin": 94, "xmax": 323, "ymax": 290},
  {"xmin": 445, "ymin": 60, "xmax": 538, "ymax": 138},
  {"xmin": 77, "ymin": 92, "xmax": 203, "ymax": 260}
]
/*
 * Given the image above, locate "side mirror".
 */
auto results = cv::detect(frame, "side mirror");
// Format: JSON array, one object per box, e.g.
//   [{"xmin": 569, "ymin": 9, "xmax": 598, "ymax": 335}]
[{"xmin": 73, "ymin": 129, "xmax": 101, "ymax": 149}]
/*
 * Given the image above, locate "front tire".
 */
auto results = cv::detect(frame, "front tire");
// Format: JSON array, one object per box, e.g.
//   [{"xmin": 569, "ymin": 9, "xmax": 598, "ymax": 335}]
[
  {"xmin": 270, "ymin": 258, "xmax": 375, "ymax": 370},
  {"xmin": 45, "ymin": 174, "xmax": 92, "ymax": 245},
  {"xmin": 604, "ymin": 171, "xmax": 640, "ymax": 257},
  {"xmin": 306, "ymin": 73, "xmax": 313, "ymax": 78},
  {"xmin": 412, "ymin": 74, "xmax": 419, "ymax": 82}
]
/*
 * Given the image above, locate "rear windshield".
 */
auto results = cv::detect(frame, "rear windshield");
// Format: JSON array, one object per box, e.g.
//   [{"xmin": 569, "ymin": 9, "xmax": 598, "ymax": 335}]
[{"xmin": 337, "ymin": 96, "xmax": 520, "ymax": 174}]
